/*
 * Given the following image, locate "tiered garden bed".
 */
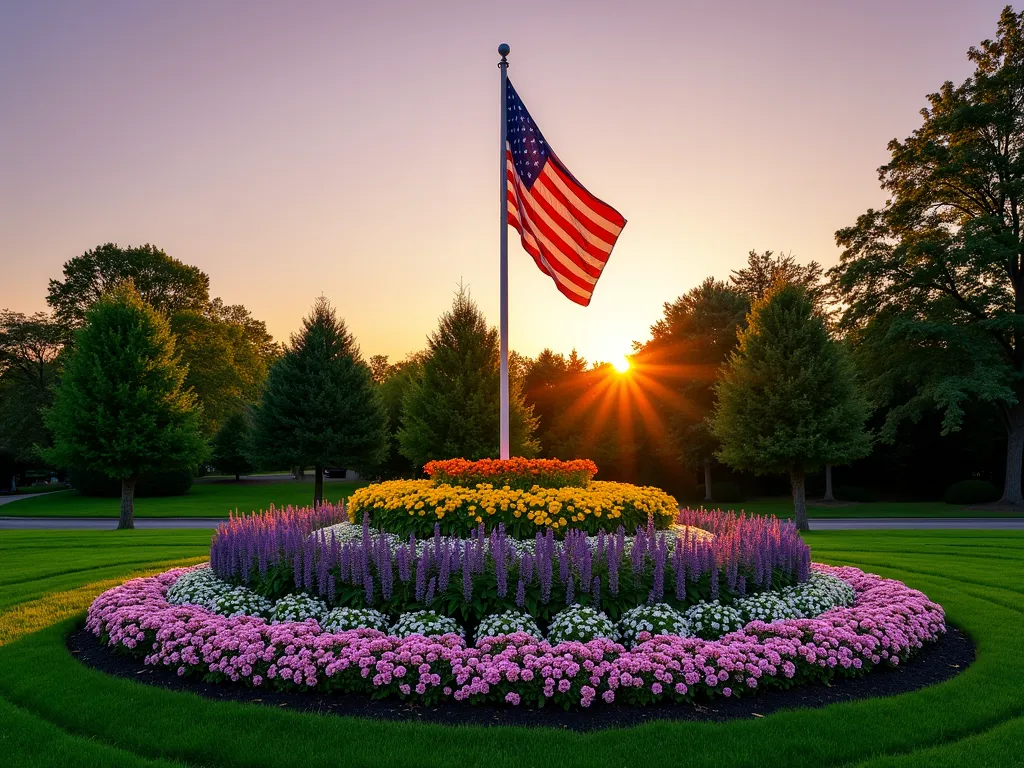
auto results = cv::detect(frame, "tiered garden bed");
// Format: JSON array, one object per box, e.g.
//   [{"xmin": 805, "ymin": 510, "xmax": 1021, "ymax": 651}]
[{"xmin": 82, "ymin": 459, "xmax": 949, "ymax": 715}]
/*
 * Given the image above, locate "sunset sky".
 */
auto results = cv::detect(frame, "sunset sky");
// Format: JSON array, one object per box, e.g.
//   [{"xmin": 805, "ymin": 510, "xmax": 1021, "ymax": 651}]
[{"xmin": 0, "ymin": 1, "xmax": 1010, "ymax": 365}]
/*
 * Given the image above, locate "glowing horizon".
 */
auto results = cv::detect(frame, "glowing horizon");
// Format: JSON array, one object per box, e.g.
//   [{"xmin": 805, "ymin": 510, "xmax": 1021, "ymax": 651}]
[{"xmin": 0, "ymin": 1, "xmax": 1008, "ymax": 365}]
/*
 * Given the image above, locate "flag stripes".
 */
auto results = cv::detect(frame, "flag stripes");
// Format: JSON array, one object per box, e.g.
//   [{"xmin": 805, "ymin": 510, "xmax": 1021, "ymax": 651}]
[{"xmin": 505, "ymin": 79, "xmax": 625, "ymax": 307}]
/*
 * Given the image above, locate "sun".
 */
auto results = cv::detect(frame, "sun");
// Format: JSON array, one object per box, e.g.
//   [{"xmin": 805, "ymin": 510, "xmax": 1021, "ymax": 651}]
[{"xmin": 613, "ymin": 354, "xmax": 631, "ymax": 374}]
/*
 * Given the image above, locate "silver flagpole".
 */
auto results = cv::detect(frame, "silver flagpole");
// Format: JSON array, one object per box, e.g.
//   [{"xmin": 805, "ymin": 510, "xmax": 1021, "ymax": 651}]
[{"xmin": 498, "ymin": 42, "xmax": 510, "ymax": 460}]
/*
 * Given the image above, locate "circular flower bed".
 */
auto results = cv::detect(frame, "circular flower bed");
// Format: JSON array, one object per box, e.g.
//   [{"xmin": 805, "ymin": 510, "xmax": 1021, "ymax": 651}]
[
  {"xmin": 85, "ymin": 561, "xmax": 946, "ymax": 708},
  {"xmin": 85, "ymin": 473, "xmax": 946, "ymax": 712}
]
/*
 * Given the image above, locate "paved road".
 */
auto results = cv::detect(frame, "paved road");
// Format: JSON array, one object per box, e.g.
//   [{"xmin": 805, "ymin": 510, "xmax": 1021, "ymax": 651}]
[{"xmin": 2, "ymin": 516, "xmax": 1024, "ymax": 531}]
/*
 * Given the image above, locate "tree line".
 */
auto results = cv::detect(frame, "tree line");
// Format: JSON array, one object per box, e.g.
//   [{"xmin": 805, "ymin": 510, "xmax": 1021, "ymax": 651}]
[{"xmin": 2, "ymin": 7, "xmax": 1022, "ymax": 530}]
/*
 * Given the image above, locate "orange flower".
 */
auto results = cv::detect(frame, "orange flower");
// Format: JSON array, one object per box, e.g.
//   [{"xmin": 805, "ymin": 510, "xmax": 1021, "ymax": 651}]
[{"xmin": 423, "ymin": 457, "xmax": 598, "ymax": 491}]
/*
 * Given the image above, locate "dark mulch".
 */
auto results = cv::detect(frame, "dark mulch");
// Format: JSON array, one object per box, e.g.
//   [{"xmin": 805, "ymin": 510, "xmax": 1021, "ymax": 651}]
[{"xmin": 67, "ymin": 625, "xmax": 974, "ymax": 732}]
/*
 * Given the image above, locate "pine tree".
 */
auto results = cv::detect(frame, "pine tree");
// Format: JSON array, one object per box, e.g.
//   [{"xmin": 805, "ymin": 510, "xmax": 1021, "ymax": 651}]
[
  {"xmin": 43, "ymin": 284, "xmax": 205, "ymax": 529},
  {"xmin": 399, "ymin": 288, "xmax": 538, "ymax": 467},
  {"xmin": 712, "ymin": 283, "xmax": 871, "ymax": 530},
  {"xmin": 210, "ymin": 411, "xmax": 254, "ymax": 480},
  {"xmin": 251, "ymin": 297, "xmax": 387, "ymax": 506}
]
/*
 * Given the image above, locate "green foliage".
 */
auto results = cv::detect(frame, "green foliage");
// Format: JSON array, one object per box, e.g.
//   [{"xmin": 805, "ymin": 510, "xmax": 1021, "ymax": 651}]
[
  {"xmin": 171, "ymin": 301, "xmax": 278, "ymax": 436},
  {"xmin": 398, "ymin": 288, "xmax": 539, "ymax": 467},
  {"xmin": 944, "ymin": 479, "xmax": 1000, "ymax": 505},
  {"xmin": 251, "ymin": 297, "xmax": 387, "ymax": 477},
  {"xmin": 45, "ymin": 244, "xmax": 277, "ymax": 438},
  {"xmin": 68, "ymin": 467, "xmax": 194, "ymax": 497},
  {"xmin": 209, "ymin": 411, "xmax": 254, "ymax": 480},
  {"xmin": 374, "ymin": 354, "xmax": 424, "ymax": 478},
  {"xmin": 829, "ymin": 8, "xmax": 1024, "ymax": 501},
  {"xmin": 639, "ymin": 278, "xmax": 749, "ymax": 473},
  {"xmin": 46, "ymin": 243, "xmax": 210, "ymax": 329},
  {"xmin": 0, "ymin": 311, "xmax": 66, "ymax": 464},
  {"xmin": 522, "ymin": 348, "xmax": 588, "ymax": 458},
  {"xmin": 42, "ymin": 284, "xmax": 206, "ymax": 483},
  {"xmin": 712, "ymin": 283, "xmax": 871, "ymax": 524},
  {"xmin": 730, "ymin": 250, "xmax": 825, "ymax": 304}
]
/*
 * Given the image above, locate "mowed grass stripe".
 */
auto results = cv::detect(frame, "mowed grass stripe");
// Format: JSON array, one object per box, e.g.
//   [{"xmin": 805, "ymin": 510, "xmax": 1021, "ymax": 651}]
[
  {"xmin": 853, "ymin": 716, "xmax": 1024, "ymax": 768},
  {"xmin": 0, "ymin": 559, "xmax": 204, "ymax": 647},
  {"xmin": 0, "ymin": 696, "xmax": 189, "ymax": 768}
]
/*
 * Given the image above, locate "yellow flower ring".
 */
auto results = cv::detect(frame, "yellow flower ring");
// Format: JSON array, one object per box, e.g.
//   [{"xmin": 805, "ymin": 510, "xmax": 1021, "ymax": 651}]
[{"xmin": 348, "ymin": 479, "xmax": 681, "ymax": 538}]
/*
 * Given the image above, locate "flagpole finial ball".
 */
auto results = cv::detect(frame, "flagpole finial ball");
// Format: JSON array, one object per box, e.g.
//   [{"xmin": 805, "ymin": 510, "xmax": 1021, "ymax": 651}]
[{"xmin": 498, "ymin": 43, "xmax": 510, "ymax": 58}]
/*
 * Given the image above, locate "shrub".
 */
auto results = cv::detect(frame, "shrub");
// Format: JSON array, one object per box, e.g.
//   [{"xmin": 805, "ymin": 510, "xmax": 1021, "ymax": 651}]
[
  {"xmin": 166, "ymin": 566, "xmax": 232, "ymax": 610},
  {"xmin": 684, "ymin": 601, "xmax": 744, "ymax": 639},
  {"xmin": 834, "ymin": 485, "xmax": 873, "ymax": 503},
  {"xmin": 944, "ymin": 479, "xmax": 999, "ymax": 505},
  {"xmin": 548, "ymin": 605, "xmax": 617, "ymax": 643},
  {"xmin": 390, "ymin": 610, "xmax": 464, "ymax": 638},
  {"xmin": 68, "ymin": 467, "xmax": 193, "ymax": 498},
  {"xmin": 695, "ymin": 481, "xmax": 745, "ymax": 503},
  {"xmin": 321, "ymin": 607, "xmax": 390, "ymax": 633},
  {"xmin": 616, "ymin": 604, "xmax": 690, "ymax": 647},
  {"xmin": 475, "ymin": 611, "xmax": 542, "ymax": 641},
  {"xmin": 347, "ymin": 479, "xmax": 679, "ymax": 537},
  {"xmin": 424, "ymin": 458, "xmax": 598, "ymax": 490},
  {"xmin": 212, "ymin": 587, "xmax": 274, "ymax": 619},
  {"xmin": 269, "ymin": 593, "xmax": 328, "ymax": 624}
]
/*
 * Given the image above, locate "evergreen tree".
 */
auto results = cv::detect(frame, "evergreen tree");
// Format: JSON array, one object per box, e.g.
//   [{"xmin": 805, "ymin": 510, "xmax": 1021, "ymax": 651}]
[
  {"xmin": 43, "ymin": 284, "xmax": 205, "ymax": 528},
  {"xmin": 399, "ymin": 288, "xmax": 538, "ymax": 467},
  {"xmin": 712, "ymin": 283, "xmax": 871, "ymax": 530},
  {"xmin": 210, "ymin": 411, "xmax": 254, "ymax": 480},
  {"xmin": 251, "ymin": 297, "xmax": 386, "ymax": 506}
]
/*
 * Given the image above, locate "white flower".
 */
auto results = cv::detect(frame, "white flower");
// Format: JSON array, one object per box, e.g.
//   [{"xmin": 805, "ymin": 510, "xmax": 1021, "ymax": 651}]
[
  {"xmin": 321, "ymin": 607, "xmax": 390, "ymax": 632},
  {"xmin": 390, "ymin": 610, "xmax": 464, "ymax": 638},
  {"xmin": 167, "ymin": 565, "xmax": 233, "ymax": 610},
  {"xmin": 617, "ymin": 603, "xmax": 690, "ymax": 647},
  {"xmin": 684, "ymin": 600, "xmax": 744, "ymax": 640},
  {"xmin": 212, "ymin": 586, "xmax": 274, "ymax": 619},
  {"xmin": 476, "ymin": 611, "xmax": 541, "ymax": 642},
  {"xmin": 548, "ymin": 605, "xmax": 617, "ymax": 643},
  {"xmin": 270, "ymin": 593, "xmax": 328, "ymax": 624}
]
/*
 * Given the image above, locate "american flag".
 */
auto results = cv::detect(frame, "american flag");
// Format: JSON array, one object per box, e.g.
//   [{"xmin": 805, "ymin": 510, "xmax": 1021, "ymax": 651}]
[{"xmin": 505, "ymin": 79, "xmax": 626, "ymax": 306}]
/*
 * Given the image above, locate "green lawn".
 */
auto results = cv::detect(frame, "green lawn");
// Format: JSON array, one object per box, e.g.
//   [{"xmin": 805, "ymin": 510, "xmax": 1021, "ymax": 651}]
[
  {"xmin": 0, "ymin": 478, "xmax": 367, "ymax": 518},
  {"xmin": 0, "ymin": 527, "xmax": 1021, "ymax": 766},
  {"xmin": 708, "ymin": 498, "xmax": 1024, "ymax": 518}
]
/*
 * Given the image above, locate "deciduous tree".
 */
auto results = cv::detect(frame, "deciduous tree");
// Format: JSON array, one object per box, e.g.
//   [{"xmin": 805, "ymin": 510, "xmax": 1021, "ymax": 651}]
[
  {"xmin": 47, "ymin": 243, "xmax": 209, "ymax": 328},
  {"xmin": 43, "ymin": 284, "xmax": 205, "ymax": 528},
  {"xmin": 829, "ymin": 7, "xmax": 1024, "ymax": 505}
]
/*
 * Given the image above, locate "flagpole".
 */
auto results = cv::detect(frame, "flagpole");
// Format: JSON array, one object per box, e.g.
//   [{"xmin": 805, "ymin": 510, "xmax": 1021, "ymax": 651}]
[{"xmin": 498, "ymin": 42, "xmax": 510, "ymax": 460}]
